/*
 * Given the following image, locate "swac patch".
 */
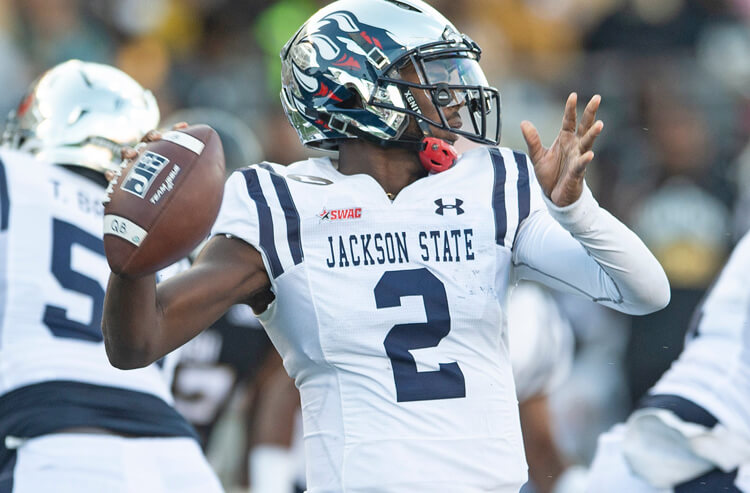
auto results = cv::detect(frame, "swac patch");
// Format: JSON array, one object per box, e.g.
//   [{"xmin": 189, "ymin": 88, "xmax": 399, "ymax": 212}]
[
  {"xmin": 288, "ymin": 174, "xmax": 333, "ymax": 186},
  {"xmin": 121, "ymin": 151, "xmax": 170, "ymax": 199},
  {"xmin": 318, "ymin": 207, "xmax": 362, "ymax": 221}
]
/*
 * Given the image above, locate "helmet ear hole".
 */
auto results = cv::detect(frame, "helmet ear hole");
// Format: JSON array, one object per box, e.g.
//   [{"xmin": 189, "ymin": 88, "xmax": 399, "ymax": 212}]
[{"xmin": 334, "ymin": 89, "xmax": 364, "ymax": 110}]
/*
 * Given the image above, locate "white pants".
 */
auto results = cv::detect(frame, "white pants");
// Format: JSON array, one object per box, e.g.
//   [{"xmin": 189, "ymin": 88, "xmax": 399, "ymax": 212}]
[
  {"xmin": 587, "ymin": 424, "xmax": 750, "ymax": 492},
  {"xmin": 8, "ymin": 433, "xmax": 224, "ymax": 493}
]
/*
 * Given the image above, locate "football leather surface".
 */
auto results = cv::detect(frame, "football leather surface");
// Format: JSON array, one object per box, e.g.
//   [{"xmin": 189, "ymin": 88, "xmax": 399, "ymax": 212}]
[{"xmin": 103, "ymin": 124, "xmax": 225, "ymax": 276}]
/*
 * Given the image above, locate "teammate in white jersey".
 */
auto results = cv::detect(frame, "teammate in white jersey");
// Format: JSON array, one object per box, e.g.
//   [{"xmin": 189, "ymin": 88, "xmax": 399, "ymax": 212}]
[
  {"xmin": 508, "ymin": 282, "xmax": 587, "ymax": 493},
  {"xmin": 0, "ymin": 60, "xmax": 222, "ymax": 493},
  {"xmin": 102, "ymin": 1, "xmax": 670, "ymax": 491},
  {"xmin": 586, "ymin": 230, "xmax": 750, "ymax": 492}
]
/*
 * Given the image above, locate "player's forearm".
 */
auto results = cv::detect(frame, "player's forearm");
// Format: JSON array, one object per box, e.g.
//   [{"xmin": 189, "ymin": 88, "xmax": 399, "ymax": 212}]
[
  {"xmin": 520, "ymin": 396, "xmax": 567, "ymax": 493},
  {"xmin": 551, "ymin": 185, "xmax": 670, "ymax": 314},
  {"xmin": 102, "ymin": 273, "xmax": 163, "ymax": 369},
  {"xmin": 513, "ymin": 184, "xmax": 670, "ymax": 315}
]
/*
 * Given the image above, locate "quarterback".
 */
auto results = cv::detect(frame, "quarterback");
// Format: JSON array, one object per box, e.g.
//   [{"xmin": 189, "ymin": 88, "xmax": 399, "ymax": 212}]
[
  {"xmin": 0, "ymin": 61, "xmax": 222, "ymax": 492},
  {"xmin": 103, "ymin": 1, "xmax": 670, "ymax": 492}
]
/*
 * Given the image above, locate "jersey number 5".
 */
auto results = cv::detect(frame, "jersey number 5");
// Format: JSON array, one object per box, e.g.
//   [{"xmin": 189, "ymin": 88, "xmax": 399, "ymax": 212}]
[
  {"xmin": 43, "ymin": 218, "xmax": 105, "ymax": 342},
  {"xmin": 375, "ymin": 268, "xmax": 466, "ymax": 402}
]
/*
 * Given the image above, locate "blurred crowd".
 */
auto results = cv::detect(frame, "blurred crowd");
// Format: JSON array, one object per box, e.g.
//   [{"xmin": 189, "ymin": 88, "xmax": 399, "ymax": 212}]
[{"xmin": 3, "ymin": 0, "xmax": 750, "ymax": 490}]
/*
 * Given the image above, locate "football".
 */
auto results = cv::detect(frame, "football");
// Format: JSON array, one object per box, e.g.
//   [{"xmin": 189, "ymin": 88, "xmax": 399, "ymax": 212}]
[{"xmin": 103, "ymin": 124, "xmax": 225, "ymax": 276}]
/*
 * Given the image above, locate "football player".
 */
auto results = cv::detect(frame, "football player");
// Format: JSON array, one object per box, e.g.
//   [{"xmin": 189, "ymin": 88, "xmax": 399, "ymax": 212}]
[
  {"xmin": 0, "ymin": 60, "xmax": 223, "ymax": 492},
  {"xmin": 508, "ymin": 282, "xmax": 587, "ymax": 493},
  {"xmin": 102, "ymin": 1, "xmax": 670, "ymax": 492},
  {"xmin": 585, "ymin": 232, "xmax": 750, "ymax": 491}
]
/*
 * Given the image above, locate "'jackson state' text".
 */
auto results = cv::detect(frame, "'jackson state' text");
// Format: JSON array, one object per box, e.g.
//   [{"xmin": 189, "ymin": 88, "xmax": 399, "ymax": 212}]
[{"xmin": 325, "ymin": 229, "xmax": 474, "ymax": 268}]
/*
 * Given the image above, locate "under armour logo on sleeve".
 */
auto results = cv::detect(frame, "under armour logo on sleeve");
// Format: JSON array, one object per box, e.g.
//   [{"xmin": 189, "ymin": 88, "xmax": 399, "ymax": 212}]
[{"xmin": 435, "ymin": 198, "xmax": 464, "ymax": 215}]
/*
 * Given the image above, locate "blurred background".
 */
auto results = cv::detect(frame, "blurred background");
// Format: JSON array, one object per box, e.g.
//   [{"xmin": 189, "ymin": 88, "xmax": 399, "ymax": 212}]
[{"xmin": 3, "ymin": 0, "xmax": 750, "ymax": 491}]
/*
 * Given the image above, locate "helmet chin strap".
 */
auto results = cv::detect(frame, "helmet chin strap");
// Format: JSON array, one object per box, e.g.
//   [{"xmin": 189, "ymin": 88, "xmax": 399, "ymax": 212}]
[{"xmin": 312, "ymin": 107, "xmax": 458, "ymax": 173}]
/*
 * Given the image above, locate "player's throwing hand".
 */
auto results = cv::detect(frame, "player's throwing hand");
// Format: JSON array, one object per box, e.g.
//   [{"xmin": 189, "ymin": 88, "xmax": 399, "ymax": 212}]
[{"xmin": 521, "ymin": 93, "xmax": 604, "ymax": 207}]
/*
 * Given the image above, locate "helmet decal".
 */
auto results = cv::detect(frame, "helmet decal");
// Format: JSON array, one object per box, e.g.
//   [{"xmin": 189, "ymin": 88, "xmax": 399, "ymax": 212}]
[
  {"xmin": 300, "ymin": 10, "xmax": 396, "ymax": 75},
  {"xmin": 314, "ymin": 82, "xmax": 343, "ymax": 103},
  {"xmin": 16, "ymin": 92, "xmax": 34, "ymax": 118},
  {"xmin": 292, "ymin": 63, "xmax": 319, "ymax": 93},
  {"xmin": 308, "ymin": 33, "xmax": 340, "ymax": 61},
  {"xmin": 325, "ymin": 12, "xmax": 359, "ymax": 32},
  {"xmin": 332, "ymin": 54, "xmax": 361, "ymax": 70}
]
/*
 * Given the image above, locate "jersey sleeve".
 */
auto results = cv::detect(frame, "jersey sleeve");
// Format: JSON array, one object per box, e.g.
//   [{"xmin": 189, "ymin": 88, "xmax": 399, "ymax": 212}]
[
  {"xmin": 525, "ymin": 154, "xmax": 546, "ymax": 217},
  {"xmin": 211, "ymin": 166, "xmax": 304, "ymax": 280},
  {"xmin": 511, "ymin": 182, "xmax": 671, "ymax": 315}
]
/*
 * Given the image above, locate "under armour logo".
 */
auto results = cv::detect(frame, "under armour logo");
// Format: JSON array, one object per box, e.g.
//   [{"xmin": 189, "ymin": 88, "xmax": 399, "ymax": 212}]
[{"xmin": 435, "ymin": 198, "xmax": 464, "ymax": 215}]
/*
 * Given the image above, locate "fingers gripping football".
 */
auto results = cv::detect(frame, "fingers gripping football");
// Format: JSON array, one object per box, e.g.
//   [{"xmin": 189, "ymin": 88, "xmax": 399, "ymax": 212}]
[{"xmin": 103, "ymin": 124, "xmax": 225, "ymax": 276}]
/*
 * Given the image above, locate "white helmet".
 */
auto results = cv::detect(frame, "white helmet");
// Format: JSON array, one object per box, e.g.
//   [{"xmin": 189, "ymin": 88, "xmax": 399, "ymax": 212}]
[{"xmin": 1, "ymin": 60, "xmax": 160, "ymax": 174}]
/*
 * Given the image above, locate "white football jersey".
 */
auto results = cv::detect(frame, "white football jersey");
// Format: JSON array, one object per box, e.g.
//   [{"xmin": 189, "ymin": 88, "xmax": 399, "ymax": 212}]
[
  {"xmin": 0, "ymin": 149, "xmax": 193, "ymax": 444},
  {"xmin": 508, "ymin": 282, "xmax": 574, "ymax": 402},
  {"xmin": 212, "ymin": 146, "xmax": 667, "ymax": 493},
  {"xmin": 652, "ymin": 230, "xmax": 750, "ymax": 437}
]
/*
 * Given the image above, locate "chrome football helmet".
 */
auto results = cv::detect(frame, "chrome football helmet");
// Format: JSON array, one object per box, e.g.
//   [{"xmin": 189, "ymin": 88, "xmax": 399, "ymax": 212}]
[
  {"xmin": 1, "ymin": 60, "xmax": 159, "ymax": 174},
  {"xmin": 280, "ymin": 0, "xmax": 501, "ymax": 169}
]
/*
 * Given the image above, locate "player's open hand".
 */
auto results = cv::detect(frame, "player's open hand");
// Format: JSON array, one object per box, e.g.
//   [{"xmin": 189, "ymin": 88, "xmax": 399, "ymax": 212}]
[{"xmin": 520, "ymin": 93, "xmax": 603, "ymax": 207}]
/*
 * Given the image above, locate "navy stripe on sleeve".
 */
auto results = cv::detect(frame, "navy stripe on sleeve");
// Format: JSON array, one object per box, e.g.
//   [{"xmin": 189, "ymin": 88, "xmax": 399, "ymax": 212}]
[
  {"xmin": 489, "ymin": 148, "xmax": 507, "ymax": 246},
  {"xmin": 267, "ymin": 173, "xmax": 304, "ymax": 265},
  {"xmin": 242, "ymin": 168, "xmax": 284, "ymax": 278},
  {"xmin": 638, "ymin": 394, "xmax": 718, "ymax": 428},
  {"xmin": 253, "ymin": 163, "xmax": 303, "ymax": 265},
  {"xmin": 0, "ymin": 449, "xmax": 15, "ymax": 492},
  {"xmin": 257, "ymin": 162, "xmax": 275, "ymax": 173},
  {"xmin": 512, "ymin": 151, "xmax": 530, "ymax": 245},
  {"xmin": 0, "ymin": 157, "xmax": 8, "ymax": 232},
  {"xmin": 675, "ymin": 468, "xmax": 739, "ymax": 493}
]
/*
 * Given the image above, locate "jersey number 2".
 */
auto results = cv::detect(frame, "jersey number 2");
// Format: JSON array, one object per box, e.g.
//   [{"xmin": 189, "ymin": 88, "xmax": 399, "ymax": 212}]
[
  {"xmin": 375, "ymin": 268, "xmax": 465, "ymax": 402},
  {"xmin": 43, "ymin": 219, "xmax": 105, "ymax": 342}
]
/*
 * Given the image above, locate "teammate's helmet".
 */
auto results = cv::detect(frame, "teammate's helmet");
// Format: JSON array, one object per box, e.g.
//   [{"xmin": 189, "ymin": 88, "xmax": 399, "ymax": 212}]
[
  {"xmin": 1, "ymin": 60, "xmax": 159, "ymax": 174},
  {"xmin": 280, "ymin": 0, "xmax": 501, "ymax": 152}
]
